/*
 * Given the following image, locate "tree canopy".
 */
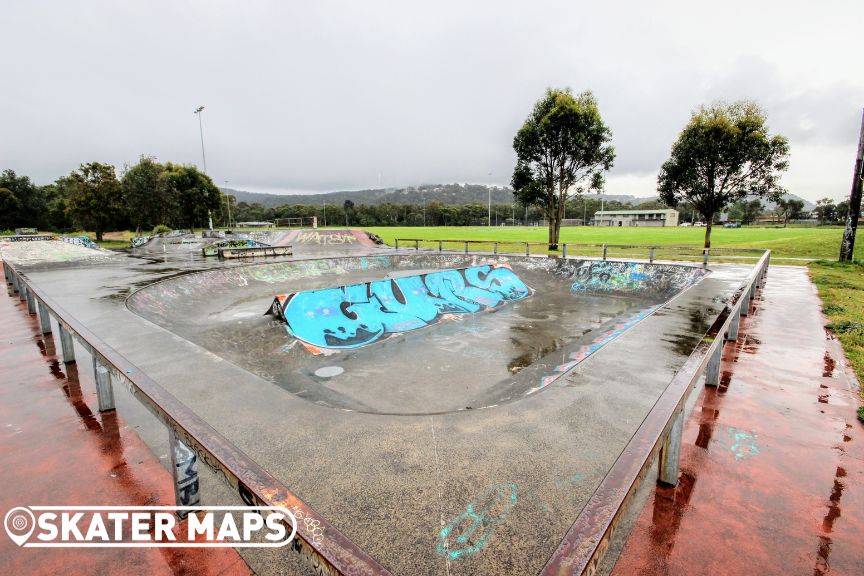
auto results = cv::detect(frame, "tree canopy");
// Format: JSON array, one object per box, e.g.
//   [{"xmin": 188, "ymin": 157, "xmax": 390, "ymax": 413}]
[
  {"xmin": 658, "ymin": 101, "xmax": 789, "ymax": 247},
  {"xmin": 64, "ymin": 162, "xmax": 125, "ymax": 241},
  {"xmin": 774, "ymin": 197, "xmax": 805, "ymax": 226},
  {"xmin": 511, "ymin": 88, "xmax": 614, "ymax": 249},
  {"xmin": 122, "ymin": 156, "xmax": 169, "ymax": 233}
]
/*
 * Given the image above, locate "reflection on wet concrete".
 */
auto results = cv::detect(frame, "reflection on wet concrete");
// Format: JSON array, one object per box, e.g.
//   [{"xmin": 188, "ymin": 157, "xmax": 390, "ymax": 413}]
[
  {"xmin": 612, "ymin": 266, "xmax": 864, "ymax": 576},
  {"xmin": 126, "ymin": 256, "xmax": 698, "ymax": 415},
  {"xmin": 0, "ymin": 281, "xmax": 252, "ymax": 575}
]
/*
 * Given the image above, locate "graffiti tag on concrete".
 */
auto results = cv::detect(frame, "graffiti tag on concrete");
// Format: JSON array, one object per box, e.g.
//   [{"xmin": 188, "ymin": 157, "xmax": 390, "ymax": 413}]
[
  {"xmin": 270, "ymin": 265, "xmax": 532, "ymax": 350},
  {"xmin": 295, "ymin": 231, "xmax": 357, "ymax": 245},
  {"xmin": 723, "ymin": 426, "xmax": 760, "ymax": 460},
  {"xmin": 202, "ymin": 239, "xmax": 267, "ymax": 257},
  {"xmin": 570, "ymin": 260, "xmax": 705, "ymax": 295},
  {"xmin": 436, "ymin": 483, "xmax": 518, "ymax": 561},
  {"xmin": 60, "ymin": 236, "xmax": 99, "ymax": 250}
]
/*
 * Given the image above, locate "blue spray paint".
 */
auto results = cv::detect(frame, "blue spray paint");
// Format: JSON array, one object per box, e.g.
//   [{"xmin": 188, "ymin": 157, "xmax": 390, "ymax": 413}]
[
  {"xmin": 725, "ymin": 427, "xmax": 760, "ymax": 460},
  {"xmin": 271, "ymin": 265, "xmax": 532, "ymax": 350},
  {"xmin": 436, "ymin": 483, "xmax": 518, "ymax": 561}
]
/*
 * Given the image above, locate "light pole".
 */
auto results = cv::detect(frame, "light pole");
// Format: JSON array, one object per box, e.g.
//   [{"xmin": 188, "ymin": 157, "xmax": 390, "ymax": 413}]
[
  {"xmin": 487, "ymin": 173, "xmax": 492, "ymax": 226},
  {"xmin": 193, "ymin": 106, "xmax": 207, "ymax": 173},
  {"xmin": 193, "ymin": 106, "xmax": 211, "ymax": 229},
  {"xmin": 224, "ymin": 180, "xmax": 233, "ymax": 228}
]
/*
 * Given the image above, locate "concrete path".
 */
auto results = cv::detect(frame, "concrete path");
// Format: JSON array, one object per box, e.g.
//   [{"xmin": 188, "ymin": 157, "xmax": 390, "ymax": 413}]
[
  {"xmin": 611, "ymin": 266, "xmax": 864, "ymax": 576},
  {"xmin": 0, "ymin": 271, "xmax": 252, "ymax": 576}
]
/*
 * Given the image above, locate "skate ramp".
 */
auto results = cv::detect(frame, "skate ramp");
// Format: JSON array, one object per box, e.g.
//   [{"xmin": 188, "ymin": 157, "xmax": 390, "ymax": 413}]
[{"xmin": 127, "ymin": 254, "xmax": 708, "ymax": 415}]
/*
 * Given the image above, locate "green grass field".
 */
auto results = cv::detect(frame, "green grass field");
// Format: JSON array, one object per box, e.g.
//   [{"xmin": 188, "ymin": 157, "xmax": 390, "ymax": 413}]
[
  {"xmin": 809, "ymin": 261, "xmax": 864, "ymax": 418},
  {"xmin": 364, "ymin": 225, "xmax": 862, "ymax": 261}
]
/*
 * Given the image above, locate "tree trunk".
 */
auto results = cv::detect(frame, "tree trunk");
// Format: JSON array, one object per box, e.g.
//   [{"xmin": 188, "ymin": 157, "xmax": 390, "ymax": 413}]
[
  {"xmin": 96, "ymin": 230, "xmax": 104, "ymax": 242},
  {"xmin": 840, "ymin": 108, "xmax": 864, "ymax": 261},
  {"xmin": 703, "ymin": 219, "xmax": 712, "ymax": 249}
]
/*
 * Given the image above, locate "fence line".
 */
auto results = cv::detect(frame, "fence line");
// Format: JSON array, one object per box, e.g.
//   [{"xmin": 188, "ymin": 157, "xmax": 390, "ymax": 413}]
[{"xmin": 394, "ymin": 238, "xmax": 767, "ymax": 264}]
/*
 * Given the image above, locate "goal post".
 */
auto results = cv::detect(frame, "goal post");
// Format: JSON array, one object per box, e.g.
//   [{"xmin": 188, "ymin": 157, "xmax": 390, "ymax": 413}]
[{"xmin": 273, "ymin": 216, "xmax": 318, "ymax": 229}]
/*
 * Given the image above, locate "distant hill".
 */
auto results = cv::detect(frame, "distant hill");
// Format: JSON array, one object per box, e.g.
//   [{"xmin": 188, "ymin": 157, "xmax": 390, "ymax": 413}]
[
  {"xmin": 222, "ymin": 184, "xmax": 656, "ymax": 208},
  {"xmin": 222, "ymin": 184, "xmax": 814, "ymax": 213}
]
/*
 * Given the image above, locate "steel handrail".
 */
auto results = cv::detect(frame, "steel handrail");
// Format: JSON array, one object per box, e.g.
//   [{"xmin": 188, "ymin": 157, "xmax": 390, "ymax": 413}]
[
  {"xmin": 2, "ymin": 260, "xmax": 393, "ymax": 576},
  {"xmin": 540, "ymin": 250, "xmax": 770, "ymax": 575}
]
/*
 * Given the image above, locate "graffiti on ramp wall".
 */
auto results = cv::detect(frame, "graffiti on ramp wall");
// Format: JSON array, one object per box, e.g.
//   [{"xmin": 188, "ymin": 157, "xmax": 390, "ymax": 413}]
[{"xmin": 269, "ymin": 264, "xmax": 533, "ymax": 350}]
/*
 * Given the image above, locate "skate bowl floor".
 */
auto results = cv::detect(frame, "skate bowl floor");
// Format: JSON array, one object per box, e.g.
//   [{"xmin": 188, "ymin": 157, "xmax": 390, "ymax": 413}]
[
  {"xmin": 127, "ymin": 255, "xmax": 708, "ymax": 416},
  {"xmin": 0, "ymin": 239, "xmax": 756, "ymax": 576}
]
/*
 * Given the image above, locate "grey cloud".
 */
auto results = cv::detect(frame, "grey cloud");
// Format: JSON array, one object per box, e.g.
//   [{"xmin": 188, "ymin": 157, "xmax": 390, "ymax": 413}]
[{"xmin": 1, "ymin": 1, "xmax": 862, "ymax": 202}]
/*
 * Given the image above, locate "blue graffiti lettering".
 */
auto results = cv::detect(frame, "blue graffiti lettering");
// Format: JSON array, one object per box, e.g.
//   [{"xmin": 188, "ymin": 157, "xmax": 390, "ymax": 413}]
[{"xmin": 273, "ymin": 265, "xmax": 532, "ymax": 349}]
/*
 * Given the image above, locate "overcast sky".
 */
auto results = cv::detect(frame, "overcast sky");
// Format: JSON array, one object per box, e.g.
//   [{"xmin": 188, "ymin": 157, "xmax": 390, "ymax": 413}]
[{"xmin": 2, "ymin": 1, "xmax": 862, "ymax": 202}]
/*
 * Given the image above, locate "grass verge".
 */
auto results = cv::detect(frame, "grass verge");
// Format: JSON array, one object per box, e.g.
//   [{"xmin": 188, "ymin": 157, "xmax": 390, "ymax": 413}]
[{"xmin": 809, "ymin": 260, "xmax": 864, "ymax": 422}]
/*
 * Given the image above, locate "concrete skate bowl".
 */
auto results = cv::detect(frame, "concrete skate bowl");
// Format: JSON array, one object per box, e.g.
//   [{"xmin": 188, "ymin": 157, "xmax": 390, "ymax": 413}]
[
  {"xmin": 131, "ymin": 228, "xmax": 384, "ymax": 256},
  {"xmin": 127, "ymin": 254, "xmax": 708, "ymax": 415}
]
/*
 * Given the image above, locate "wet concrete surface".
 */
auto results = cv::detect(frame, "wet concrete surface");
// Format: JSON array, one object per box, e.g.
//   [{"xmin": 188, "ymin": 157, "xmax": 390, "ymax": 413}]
[
  {"xmin": 0, "ymin": 273, "xmax": 252, "ymax": 576},
  {"xmin": 611, "ymin": 266, "xmax": 864, "ymax": 576},
  {"xmin": 125, "ymin": 256, "xmax": 690, "ymax": 415},
  {"xmin": 1, "ymin": 241, "xmax": 754, "ymax": 576}
]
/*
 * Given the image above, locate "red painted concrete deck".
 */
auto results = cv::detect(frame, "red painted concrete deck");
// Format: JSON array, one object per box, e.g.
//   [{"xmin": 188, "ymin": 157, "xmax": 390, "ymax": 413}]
[
  {"xmin": 0, "ymin": 277, "xmax": 252, "ymax": 575},
  {"xmin": 612, "ymin": 266, "xmax": 864, "ymax": 576}
]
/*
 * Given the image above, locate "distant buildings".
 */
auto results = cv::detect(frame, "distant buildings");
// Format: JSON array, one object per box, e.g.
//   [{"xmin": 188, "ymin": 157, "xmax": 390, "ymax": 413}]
[{"xmin": 592, "ymin": 209, "xmax": 679, "ymax": 227}]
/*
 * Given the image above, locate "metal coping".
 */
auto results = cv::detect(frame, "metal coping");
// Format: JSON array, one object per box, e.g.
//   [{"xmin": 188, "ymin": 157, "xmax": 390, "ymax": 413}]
[
  {"xmin": 3, "ymin": 249, "xmax": 769, "ymax": 576},
  {"xmin": 539, "ymin": 250, "xmax": 770, "ymax": 575},
  {"xmin": 2, "ymin": 260, "xmax": 394, "ymax": 576}
]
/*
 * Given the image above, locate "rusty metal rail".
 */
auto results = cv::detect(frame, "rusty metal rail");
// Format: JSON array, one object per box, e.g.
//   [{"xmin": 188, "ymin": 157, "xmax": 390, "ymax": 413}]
[
  {"xmin": 393, "ymin": 238, "xmax": 765, "ymax": 264},
  {"xmin": 2, "ymin": 259, "xmax": 393, "ymax": 576},
  {"xmin": 539, "ymin": 250, "xmax": 770, "ymax": 576},
  {"xmin": 2, "ymin": 249, "xmax": 769, "ymax": 576}
]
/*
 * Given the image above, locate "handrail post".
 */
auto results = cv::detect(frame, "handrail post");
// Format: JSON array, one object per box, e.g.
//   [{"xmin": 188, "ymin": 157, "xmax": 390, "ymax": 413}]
[
  {"xmin": 11, "ymin": 271, "xmax": 19, "ymax": 292},
  {"xmin": 415, "ymin": 239, "xmax": 419, "ymax": 251},
  {"xmin": 438, "ymin": 240, "xmax": 443, "ymax": 252},
  {"xmin": 37, "ymin": 301, "xmax": 52, "ymax": 334},
  {"xmin": 3, "ymin": 262, "xmax": 10, "ymax": 285},
  {"xmin": 493, "ymin": 241, "xmax": 498, "ymax": 255},
  {"xmin": 58, "ymin": 323, "xmax": 76, "ymax": 364},
  {"xmin": 26, "ymin": 288, "xmax": 36, "ymax": 315},
  {"xmin": 740, "ymin": 284, "xmax": 752, "ymax": 316},
  {"xmin": 525, "ymin": 242, "xmax": 530, "ymax": 256},
  {"xmin": 658, "ymin": 410, "xmax": 684, "ymax": 486},
  {"xmin": 19, "ymin": 283, "xmax": 27, "ymax": 302},
  {"xmin": 562, "ymin": 244, "xmax": 567, "ymax": 258},
  {"xmin": 725, "ymin": 306, "xmax": 741, "ymax": 341},
  {"xmin": 703, "ymin": 248, "xmax": 710, "ymax": 267},
  {"xmin": 464, "ymin": 241, "xmax": 469, "ymax": 254},
  {"xmin": 602, "ymin": 244, "xmax": 607, "ymax": 260},
  {"xmin": 169, "ymin": 428, "xmax": 201, "ymax": 517},
  {"xmin": 93, "ymin": 356, "xmax": 115, "ymax": 412},
  {"xmin": 705, "ymin": 342, "xmax": 722, "ymax": 386},
  {"xmin": 394, "ymin": 239, "xmax": 399, "ymax": 250},
  {"xmin": 649, "ymin": 247, "xmax": 655, "ymax": 263}
]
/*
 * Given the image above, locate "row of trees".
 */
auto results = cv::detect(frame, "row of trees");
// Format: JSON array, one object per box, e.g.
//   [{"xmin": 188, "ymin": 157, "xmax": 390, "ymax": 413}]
[
  {"xmin": 511, "ymin": 90, "xmax": 791, "ymax": 247},
  {"xmin": 0, "ymin": 159, "xmax": 221, "ymax": 240},
  {"xmin": 230, "ymin": 196, "xmax": 646, "ymax": 228}
]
